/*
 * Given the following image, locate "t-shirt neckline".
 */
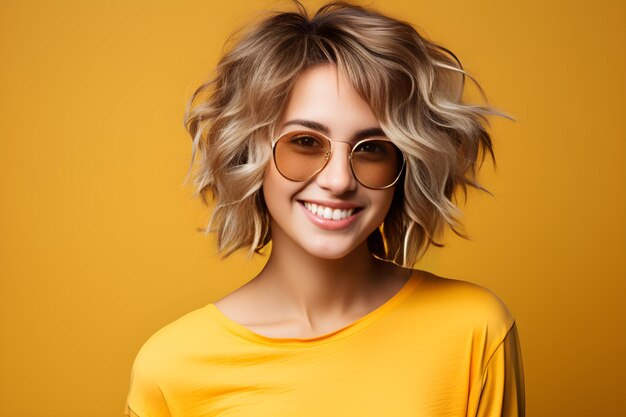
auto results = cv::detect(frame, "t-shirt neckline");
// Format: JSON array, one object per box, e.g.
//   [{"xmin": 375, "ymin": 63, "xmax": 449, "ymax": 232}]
[{"xmin": 205, "ymin": 270, "xmax": 423, "ymax": 348}]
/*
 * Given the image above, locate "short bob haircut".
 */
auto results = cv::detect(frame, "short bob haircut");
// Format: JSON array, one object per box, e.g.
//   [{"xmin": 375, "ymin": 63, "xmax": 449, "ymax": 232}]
[{"xmin": 185, "ymin": 1, "xmax": 511, "ymax": 267}]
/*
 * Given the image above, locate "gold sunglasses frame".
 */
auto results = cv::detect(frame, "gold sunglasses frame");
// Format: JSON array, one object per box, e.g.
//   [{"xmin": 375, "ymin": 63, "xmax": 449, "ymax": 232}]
[{"xmin": 271, "ymin": 130, "xmax": 406, "ymax": 190}]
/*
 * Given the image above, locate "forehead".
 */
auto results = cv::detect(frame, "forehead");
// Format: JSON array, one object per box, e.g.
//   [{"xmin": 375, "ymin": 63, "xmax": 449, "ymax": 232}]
[{"xmin": 278, "ymin": 64, "xmax": 381, "ymax": 138}]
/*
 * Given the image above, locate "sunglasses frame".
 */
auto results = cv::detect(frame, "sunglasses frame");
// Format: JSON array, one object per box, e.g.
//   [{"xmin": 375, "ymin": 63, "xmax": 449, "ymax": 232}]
[{"xmin": 271, "ymin": 130, "xmax": 406, "ymax": 190}]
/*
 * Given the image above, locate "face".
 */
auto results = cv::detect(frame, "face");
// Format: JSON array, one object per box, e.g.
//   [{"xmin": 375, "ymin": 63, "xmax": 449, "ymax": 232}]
[{"xmin": 262, "ymin": 64, "xmax": 397, "ymax": 260}]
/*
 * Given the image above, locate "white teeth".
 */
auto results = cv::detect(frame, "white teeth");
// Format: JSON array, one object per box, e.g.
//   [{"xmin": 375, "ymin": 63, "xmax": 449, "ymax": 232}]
[{"xmin": 303, "ymin": 202, "xmax": 355, "ymax": 220}]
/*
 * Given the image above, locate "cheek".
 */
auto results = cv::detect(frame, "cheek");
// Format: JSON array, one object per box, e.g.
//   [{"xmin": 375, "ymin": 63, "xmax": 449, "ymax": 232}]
[
  {"xmin": 375, "ymin": 188, "xmax": 396, "ymax": 218},
  {"xmin": 262, "ymin": 162, "xmax": 298, "ymax": 214}
]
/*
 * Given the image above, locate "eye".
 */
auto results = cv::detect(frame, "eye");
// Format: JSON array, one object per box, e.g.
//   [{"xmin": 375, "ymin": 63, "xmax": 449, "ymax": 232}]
[
  {"xmin": 289, "ymin": 133, "xmax": 325, "ymax": 149},
  {"xmin": 354, "ymin": 140, "xmax": 389, "ymax": 154},
  {"xmin": 293, "ymin": 136, "xmax": 320, "ymax": 147}
]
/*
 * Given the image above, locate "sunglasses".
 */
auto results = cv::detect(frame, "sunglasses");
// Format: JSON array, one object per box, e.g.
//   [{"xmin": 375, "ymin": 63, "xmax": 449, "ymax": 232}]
[{"xmin": 272, "ymin": 130, "xmax": 406, "ymax": 189}]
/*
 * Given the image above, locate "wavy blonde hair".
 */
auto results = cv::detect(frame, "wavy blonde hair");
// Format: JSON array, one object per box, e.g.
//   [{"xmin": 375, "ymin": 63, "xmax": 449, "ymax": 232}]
[{"xmin": 184, "ymin": 1, "xmax": 512, "ymax": 267}]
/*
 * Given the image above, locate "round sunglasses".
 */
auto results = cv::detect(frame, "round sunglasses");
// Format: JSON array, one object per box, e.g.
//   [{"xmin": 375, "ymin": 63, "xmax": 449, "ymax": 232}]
[{"xmin": 272, "ymin": 130, "xmax": 406, "ymax": 189}]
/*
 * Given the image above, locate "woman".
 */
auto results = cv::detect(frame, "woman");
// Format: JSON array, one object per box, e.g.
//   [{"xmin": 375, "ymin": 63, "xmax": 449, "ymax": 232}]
[{"xmin": 124, "ymin": 2, "xmax": 525, "ymax": 416}]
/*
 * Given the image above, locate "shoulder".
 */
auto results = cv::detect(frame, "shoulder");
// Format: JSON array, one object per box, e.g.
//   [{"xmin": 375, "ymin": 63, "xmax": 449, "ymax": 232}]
[
  {"xmin": 130, "ymin": 305, "xmax": 213, "ymax": 376},
  {"xmin": 125, "ymin": 307, "xmax": 216, "ymax": 416},
  {"xmin": 411, "ymin": 270, "xmax": 515, "ymax": 335}
]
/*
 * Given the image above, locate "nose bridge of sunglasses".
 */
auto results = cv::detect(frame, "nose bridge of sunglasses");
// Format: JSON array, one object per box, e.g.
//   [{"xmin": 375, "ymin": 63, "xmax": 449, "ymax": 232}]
[
  {"xmin": 329, "ymin": 140, "xmax": 354, "ymax": 160},
  {"xmin": 320, "ymin": 142, "xmax": 358, "ymax": 185}
]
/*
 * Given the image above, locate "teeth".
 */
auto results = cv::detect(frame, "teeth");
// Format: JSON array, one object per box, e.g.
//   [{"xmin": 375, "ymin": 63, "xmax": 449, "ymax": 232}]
[{"xmin": 303, "ymin": 202, "xmax": 355, "ymax": 220}]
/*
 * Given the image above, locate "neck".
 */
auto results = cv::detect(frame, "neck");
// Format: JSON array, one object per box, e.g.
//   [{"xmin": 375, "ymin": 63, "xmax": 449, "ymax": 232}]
[{"xmin": 254, "ymin": 228, "xmax": 394, "ymax": 329}]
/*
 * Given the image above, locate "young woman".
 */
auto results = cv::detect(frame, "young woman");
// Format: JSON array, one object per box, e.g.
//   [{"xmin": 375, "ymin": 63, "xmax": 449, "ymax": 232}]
[{"xmin": 124, "ymin": 2, "xmax": 525, "ymax": 416}]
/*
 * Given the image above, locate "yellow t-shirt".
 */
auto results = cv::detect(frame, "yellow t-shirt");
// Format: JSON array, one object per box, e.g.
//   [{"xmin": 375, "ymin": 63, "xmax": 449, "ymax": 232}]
[{"xmin": 124, "ymin": 271, "xmax": 525, "ymax": 417}]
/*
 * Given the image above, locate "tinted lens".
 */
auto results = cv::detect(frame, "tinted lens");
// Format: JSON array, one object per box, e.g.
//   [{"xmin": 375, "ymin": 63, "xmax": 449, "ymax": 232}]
[
  {"xmin": 351, "ymin": 139, "xmax": 404, "ymax": 188},
  {"xmin": 273, "ymin": 132, "xmax": 330, "ymax": 181}
]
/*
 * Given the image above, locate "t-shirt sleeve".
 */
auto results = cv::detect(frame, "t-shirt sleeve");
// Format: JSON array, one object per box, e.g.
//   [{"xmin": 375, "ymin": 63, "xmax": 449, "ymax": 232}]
[
  {"xmin": 123, "ymin": 350, "xmax": 172, "ymax": 417},
  {"xmin": 473, "ymin": 321, "xmax": 526, "ymax": 417}
]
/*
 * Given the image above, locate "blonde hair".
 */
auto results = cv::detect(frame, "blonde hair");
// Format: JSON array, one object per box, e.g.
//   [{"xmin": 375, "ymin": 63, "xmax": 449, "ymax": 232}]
[{"xmin": 184, "ymin": 1, "xmax": 513, "ymax": 267}]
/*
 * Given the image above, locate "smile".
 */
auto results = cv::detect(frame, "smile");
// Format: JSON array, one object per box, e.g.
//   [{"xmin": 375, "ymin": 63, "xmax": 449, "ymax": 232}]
[{"xmin": 302, "ymin": 201, "xmax": 358, "ymax": 220}]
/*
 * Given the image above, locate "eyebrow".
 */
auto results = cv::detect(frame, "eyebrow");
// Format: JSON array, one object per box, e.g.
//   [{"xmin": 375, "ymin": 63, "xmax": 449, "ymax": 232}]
[{"xmin": 282, "ymin": 119, "xmax": 386, "ymax": 141}]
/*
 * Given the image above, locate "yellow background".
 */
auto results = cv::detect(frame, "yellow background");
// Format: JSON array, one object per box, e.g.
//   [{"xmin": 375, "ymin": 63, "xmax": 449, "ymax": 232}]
[{"xmin": 1, "ymin": 0, "xmax": 624, "ymax": 416}]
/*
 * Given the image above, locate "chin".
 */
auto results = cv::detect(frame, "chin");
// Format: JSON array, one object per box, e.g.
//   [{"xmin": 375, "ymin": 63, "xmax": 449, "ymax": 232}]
[{"xmin": 300, "ymin": 239, "xmax": 364, "ymax": 260}]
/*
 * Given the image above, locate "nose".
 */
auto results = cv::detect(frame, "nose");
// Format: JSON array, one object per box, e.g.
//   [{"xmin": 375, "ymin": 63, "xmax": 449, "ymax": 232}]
[{"xmin": 315, "ymin": 142, "xmax": 358, "ymax": 194}]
